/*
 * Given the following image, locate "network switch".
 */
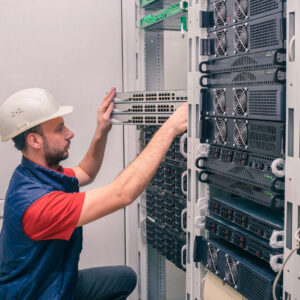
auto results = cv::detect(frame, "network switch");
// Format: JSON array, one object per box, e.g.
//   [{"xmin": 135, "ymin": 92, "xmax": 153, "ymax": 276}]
[
  {"xmin": 208, "ymin": 196, "xmax": 284, "ymax": 240},
  {"xmin": 194, "ymin": 236, "xmax": 282, "ymax": 300},
  {"xmin": 111, "ymin": 113, "xmax": 171, "ymax": 125},
  {"xmin": 114, "ymin": 90, "xmax": 187, "ymax": 102},
  {"xmin": 113, "ymin": 102, "xmax": 184, "ymax": 114},
  {"xmin": 112, "ymin": 91, "xmax": 187, "ymax": 125},
  {"xmin": 205, "ymin": 215, "xmax": 283, "ymax": 262},
  {"xmin": 201, "ymin": 85, "xmax": 285, "ymax": 121}
]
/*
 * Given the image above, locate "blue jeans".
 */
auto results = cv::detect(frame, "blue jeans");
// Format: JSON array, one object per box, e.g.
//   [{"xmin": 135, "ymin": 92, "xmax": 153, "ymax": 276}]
[{"xmin": 75, "ymin": 266, "xmax": 137, "ymax": 300}]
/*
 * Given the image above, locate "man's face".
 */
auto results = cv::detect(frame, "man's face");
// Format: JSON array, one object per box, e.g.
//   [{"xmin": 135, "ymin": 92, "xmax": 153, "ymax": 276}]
[{"xmin": 40, "ymin": 117, "xmax": 74, "ymax": 167}]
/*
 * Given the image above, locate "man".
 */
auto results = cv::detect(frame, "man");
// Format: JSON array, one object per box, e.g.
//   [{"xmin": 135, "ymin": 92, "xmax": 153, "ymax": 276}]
[{"xmin": 0, "ymin": 87, "xmax": 188, "ymax": 299}]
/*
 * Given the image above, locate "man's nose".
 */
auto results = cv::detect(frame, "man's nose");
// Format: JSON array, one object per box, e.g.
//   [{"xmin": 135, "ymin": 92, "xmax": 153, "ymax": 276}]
[{"xmin": 65, "ymin": 127, "xmax": 74, "ymax": 140}]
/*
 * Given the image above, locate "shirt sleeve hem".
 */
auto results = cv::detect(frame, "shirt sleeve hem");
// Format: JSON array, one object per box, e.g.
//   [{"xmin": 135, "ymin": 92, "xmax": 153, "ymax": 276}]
[{"xmin": 63, "ymin": 192, "xmax": 85, "ymax": 241}]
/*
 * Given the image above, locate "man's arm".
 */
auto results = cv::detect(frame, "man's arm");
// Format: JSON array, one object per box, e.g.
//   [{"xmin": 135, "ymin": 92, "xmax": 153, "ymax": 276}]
[
  {"xmin": 72, "ymin": 88, "xmax": 115, "ymax": 187},
  {"xmin": 77, "ymin": 102, "xmax": 188, "ymax": 226}
]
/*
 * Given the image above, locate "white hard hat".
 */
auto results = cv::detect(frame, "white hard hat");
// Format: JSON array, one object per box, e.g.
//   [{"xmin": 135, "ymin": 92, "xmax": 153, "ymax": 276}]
[{"xmin": 0, "ymin": 88, "xmax": 73, "ymax": 142}]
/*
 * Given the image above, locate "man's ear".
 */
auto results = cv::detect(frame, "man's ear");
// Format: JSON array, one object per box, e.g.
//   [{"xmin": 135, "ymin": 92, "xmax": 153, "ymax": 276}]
[{"xmin": 26, "ymin": 133, "xmax": 43, "ymax": 150}]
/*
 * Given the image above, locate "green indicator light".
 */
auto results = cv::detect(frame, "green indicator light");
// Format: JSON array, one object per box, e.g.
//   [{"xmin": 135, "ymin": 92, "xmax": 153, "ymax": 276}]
[
  {"xmin": 266, "ymin": 192, "xmax": 273, "ymax": 196},
  {"xmin": 265, "ymin": 175, "xmax": 273, "ymax": 179},
  {"xmin": 181, "ymin": 15, "xmax": 187, "ymax": 34},
  {"xmin": 181, "ymin": 1, "xmax": 188, "ymax": 9}
]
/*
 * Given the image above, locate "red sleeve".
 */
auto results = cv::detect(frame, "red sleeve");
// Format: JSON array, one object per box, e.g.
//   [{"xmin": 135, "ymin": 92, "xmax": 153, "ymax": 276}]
[
  {"xmin": 22, "ymin": 191, "xmax": 85, "ymax": 241},
  {"xmin": 63, "ymin": 168, "xmax": 76, "ymax": 177}
]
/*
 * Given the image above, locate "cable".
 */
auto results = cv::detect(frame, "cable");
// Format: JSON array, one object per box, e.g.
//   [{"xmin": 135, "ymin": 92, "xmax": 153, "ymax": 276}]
[
  {"xmin": 271, "ymin": 158, "xmax": 285, "ymax": 178},
  {"xmin": 272, "ymin": 228, "xmax": 300, "ymax": 300},
  {"xmin": 288, "ymin": 35, "xmax": 296, "ymax": 61},
  {"xmin": 296, "ymin": 228, "xmax": 300, "ymax": 244}
]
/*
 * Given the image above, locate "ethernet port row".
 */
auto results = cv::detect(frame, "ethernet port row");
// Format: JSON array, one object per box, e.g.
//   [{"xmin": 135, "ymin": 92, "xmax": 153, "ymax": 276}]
[
  {"xmin": 145, "ymin": 105, "xmax": 156, "ymax": 112},
  {"xmin": 130, "ymin": 105, "xmax": 143, "ymax": 112},
  {"xmin": 158, "ymin": 116, "xmax": 169, "ymax": 124},
  {"xmin": 158, "ymin": 105, "xmax": 174, "ymax": 112},
  {"xmin": 145, "ymin": 116, "xmax": 156, "ymax": 124},
  {"xmin": 129, "ymin": 116, "xmax": 143, "ymax": 124}
]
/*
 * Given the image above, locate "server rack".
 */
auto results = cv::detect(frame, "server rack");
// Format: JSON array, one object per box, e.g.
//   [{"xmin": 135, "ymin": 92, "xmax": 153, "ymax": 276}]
[{"xmin": 121, "ymin": 1, "xmax": 300, "ymax": 299}]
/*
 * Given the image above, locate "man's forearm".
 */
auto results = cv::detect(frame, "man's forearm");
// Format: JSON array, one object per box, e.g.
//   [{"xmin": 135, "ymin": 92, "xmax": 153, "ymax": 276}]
[
  {"xmin": 115, "ymin": 122, "xmax": 177, "ymax": 202},
  {"xmin": 74, "ymin": 88, "xmax": 115, "ymax": 185},
  {"xmin": 78, "ymin": 122, "xmax": 178, "ymax": 226},
  {"xmin": 78, "ymin": 131, "xmax": 108, "ymax": 181}
]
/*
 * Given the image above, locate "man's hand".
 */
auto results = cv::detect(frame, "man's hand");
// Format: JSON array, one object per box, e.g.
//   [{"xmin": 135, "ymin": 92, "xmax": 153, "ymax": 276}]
[
  {"xmin": 164, "ymin": 102, "xmax": 188, "ymax": 136},
  {"xmin": 96, "ymin": 87, "xmax": 116, "ymax": 136},
  {"xmin": 73, "ymin": 88, "xmax": 116, "ymax": 187}
]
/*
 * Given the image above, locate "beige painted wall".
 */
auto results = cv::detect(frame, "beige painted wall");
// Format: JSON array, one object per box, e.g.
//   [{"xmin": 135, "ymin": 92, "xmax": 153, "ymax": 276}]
[{"xmin": 0, "ymin": 0, "xmax": 125, "ymax": 268}]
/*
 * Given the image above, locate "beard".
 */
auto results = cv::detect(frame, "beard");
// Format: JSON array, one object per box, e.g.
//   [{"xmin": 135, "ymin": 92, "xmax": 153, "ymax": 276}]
[{"xmin": 42, "ymin": 136, "xmax": 69, "ymax": 168}]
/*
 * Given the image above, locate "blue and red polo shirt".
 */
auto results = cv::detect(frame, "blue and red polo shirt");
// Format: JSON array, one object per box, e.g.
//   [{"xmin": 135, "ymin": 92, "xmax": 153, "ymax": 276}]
[{"xmin": 22, "ymin": 167, "xmax": 85, "ymax": 241}]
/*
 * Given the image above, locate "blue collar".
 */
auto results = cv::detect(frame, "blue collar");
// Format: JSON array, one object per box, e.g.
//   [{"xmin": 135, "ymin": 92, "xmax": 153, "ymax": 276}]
[{"xmin": 20, "ymin": 156, "xmax": 79, "ymax": 193}]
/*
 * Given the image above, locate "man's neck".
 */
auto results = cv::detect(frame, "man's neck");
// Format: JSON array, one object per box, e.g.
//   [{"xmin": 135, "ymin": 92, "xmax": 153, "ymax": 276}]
[{"xmin": 23, "ymin": 153, "xmax": 60, "ymax": 171}]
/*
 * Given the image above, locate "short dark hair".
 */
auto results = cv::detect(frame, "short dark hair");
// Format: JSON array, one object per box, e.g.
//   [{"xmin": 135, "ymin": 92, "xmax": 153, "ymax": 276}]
[{"xmin": 12, "ymin": 124, "xmax": 43, "ymax": 151}]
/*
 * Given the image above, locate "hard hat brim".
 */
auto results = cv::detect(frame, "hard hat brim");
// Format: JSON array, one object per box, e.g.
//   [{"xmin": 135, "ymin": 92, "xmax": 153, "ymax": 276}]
[{"xmin": 2, "ymin": 105, "xmax": 74, "ymax": 142}]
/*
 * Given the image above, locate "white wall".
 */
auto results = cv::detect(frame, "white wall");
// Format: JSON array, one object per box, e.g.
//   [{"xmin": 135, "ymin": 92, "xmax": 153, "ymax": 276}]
[{"xmin": 0, "ymin": 0, "xmax": 125, "ymax": 268}]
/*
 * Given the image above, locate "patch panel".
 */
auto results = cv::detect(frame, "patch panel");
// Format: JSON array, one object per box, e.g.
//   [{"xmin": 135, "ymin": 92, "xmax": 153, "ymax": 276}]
[
  {"xmin": 139, "ymin": 1, "xmax": 188, "ymax": 31},
  {"xmin": 194, "ymin": 236, "xmax": 282, "ymax": 300},
  {"xmin": 208, "ymin": 196, "xmax": 283, "ymax": 240},
  {"xmin": 200, "ymin": 85, "xmax": 285, "ymax": 121},
  {"xmin": 205, "ymin": 215, "xmax": 282, "ymax": 262}
]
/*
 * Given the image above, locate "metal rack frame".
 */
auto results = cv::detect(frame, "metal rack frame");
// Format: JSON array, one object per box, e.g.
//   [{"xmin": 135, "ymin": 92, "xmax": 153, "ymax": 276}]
[{"xmin": 122, "ymin": 0, "xmax": 300, "ymax": 299}]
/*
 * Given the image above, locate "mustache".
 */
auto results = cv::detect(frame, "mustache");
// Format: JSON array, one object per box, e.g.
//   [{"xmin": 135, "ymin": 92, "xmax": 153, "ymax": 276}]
[{"xmin": 65, "ymin": 141, "xmax": 71, "ymax": 149}]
